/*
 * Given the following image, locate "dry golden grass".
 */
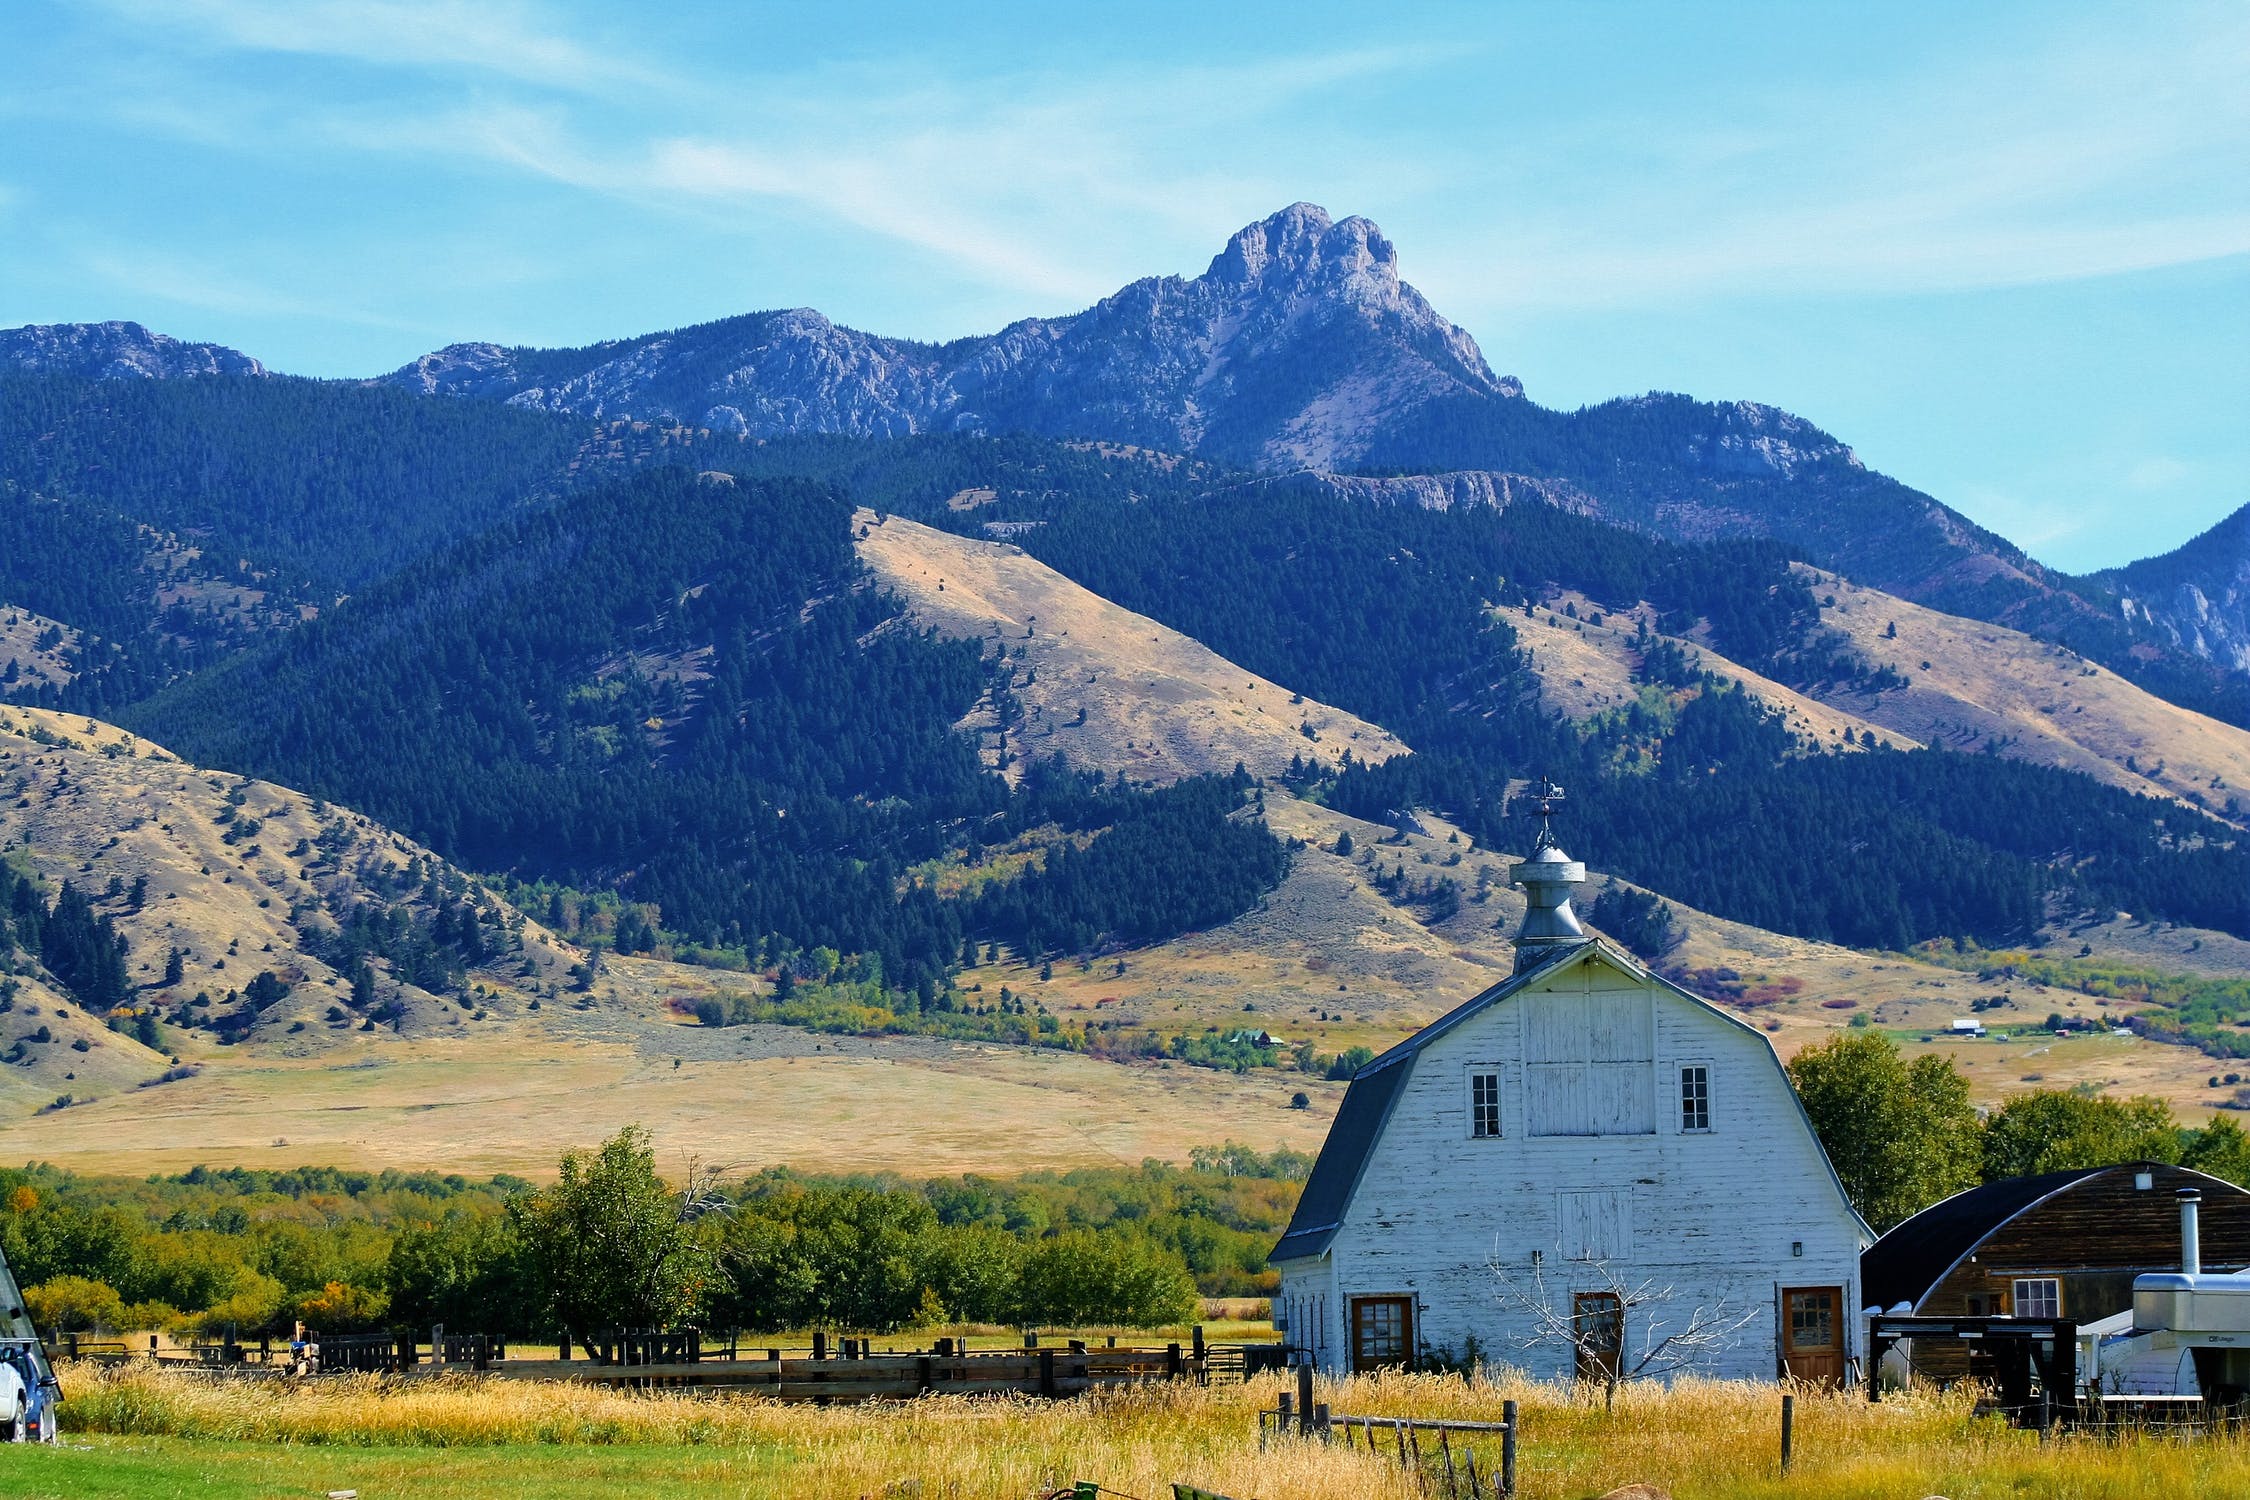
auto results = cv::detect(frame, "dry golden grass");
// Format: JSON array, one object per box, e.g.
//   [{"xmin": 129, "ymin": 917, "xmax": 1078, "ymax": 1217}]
[
  {"xmin": 0, "ymin": 1028, "xmax": 1332, "ymax": 1179},
  {"xmin": 855, "ymin": 510, "xmax": 1408, "ymax": 784},
  {"xmin": 1805, "ymin": 564, "xmax": 2250, "ymax": 825},
  {"xmin": 54, "ymin": 1363, "xmax": 2250, "ymax": 1499}
]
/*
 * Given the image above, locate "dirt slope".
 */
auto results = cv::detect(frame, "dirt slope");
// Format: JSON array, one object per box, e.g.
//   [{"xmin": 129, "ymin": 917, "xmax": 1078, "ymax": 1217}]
[
  {"xmin": 0, "ymin": 604, "xmax": 79, "ymax": 691},
  {"xmin": 1516, "ymin": 593, "xmax": 1919, "ymax": 753},
  {"xmin": 856, "ymin": 511, "xmax": 1409, "ymax": 782},
  {"xmin": 1802, "ymin": 566, "xmax": 2250, "ymax": 822}
]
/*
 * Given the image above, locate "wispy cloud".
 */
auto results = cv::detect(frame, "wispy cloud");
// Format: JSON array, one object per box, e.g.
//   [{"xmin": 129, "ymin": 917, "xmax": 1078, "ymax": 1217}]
[
  {"xmin": 84, "ymin": 244, "xmax": 424, "ymax": 331},
  {"xmin": 1422, "ymin": 6, "xmax": 2250, "ymax": 314},
  {"xmin": 97, "ymin": 0, "xmax": 666, "ymax": 92}
]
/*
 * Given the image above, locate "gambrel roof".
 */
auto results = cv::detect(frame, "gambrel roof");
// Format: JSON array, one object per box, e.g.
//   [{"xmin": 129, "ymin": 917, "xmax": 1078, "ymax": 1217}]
[{"xmin": 1270, "ymin": 936, "xmax": 1870, "ymax": 1264}]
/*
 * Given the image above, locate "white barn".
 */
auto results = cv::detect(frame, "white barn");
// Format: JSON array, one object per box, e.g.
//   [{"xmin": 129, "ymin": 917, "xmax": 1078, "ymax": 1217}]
[{"xmin": 1271, "ymin": 824, "xmax": 1869, "ymax": 1384}]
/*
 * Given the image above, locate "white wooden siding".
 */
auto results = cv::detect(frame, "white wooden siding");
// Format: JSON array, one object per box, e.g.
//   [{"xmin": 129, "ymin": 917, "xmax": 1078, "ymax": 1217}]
[
  {"xmin": 1523, "ymin": 977, "xmax": 1655, "ymax": 1135},
  {"xmin": 1306, "ymin": 947, "xmax": 1865, "ymax": 1381}
]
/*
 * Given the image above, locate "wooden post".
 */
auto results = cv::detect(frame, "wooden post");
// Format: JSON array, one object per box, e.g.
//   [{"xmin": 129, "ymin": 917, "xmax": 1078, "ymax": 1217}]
[
  {"xmin": 1501, "ymin": 1400, "xmax": 1518, "ymax": 1498},
  {"xmin": 1297, "ymin": 1359, "xmax": 1315, "ymax": 1436},
  {"xmin": 1464, "ymin": 1451, "xmax": 1480, "ymax": 1500},
  {"xmin": 917, "ymin": 1355, "xmax": 933, "ymax": 1394},
  {"xmin": 1039, "ymin": 1346, "xmax": 1057, "ymax": 1398},
  {"xmin": 1167, "ymin": 1342, "xmax": 1183, "ymax": 1379},
  {"xmin": 1780, "ymin": 1392, "xmax": 1795, "ymax": 1473},
  {"xmin": 813, "ymin": 1328, "xmax": 828, "ymax": 1361},
  {"xmin": 1438, "ymin": 1429, "xmax": 1457, "ymax": 1495},
  {"xmin": 559, "ymin": 1330, "xmax": 571, "ymax": 1362},
  {"xmin": 1193, "ymin": 1324, "xmax": 1205, "ymax": 1362},
  {"xmin": 1314, "ymin": 1402, "xmax": 1329, "ymax": 1440}
]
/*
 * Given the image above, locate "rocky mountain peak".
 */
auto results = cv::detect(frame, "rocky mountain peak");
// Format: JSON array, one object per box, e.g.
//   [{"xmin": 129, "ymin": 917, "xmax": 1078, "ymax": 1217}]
[
  {"xmin": 1206, "ymin": 202, "xmax": 1398, "ymax": 291},
  {"xmin": 0, "ymin": 320, "xmax": 265, "ymax": 380}
]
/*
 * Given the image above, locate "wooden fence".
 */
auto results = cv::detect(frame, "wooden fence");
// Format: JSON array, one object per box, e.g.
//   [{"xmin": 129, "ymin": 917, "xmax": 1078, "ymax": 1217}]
[
  {"xmin": 53, "ymin": 1326, "xmax": 1242, "ymax": 1402},
  {"xmin": 1258, "ymin": 1365, "xmax": 1517, "ymax": 1500}
]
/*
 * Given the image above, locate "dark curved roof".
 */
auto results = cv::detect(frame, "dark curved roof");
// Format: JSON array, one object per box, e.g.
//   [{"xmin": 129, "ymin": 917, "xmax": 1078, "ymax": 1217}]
[{"xmin": 1861, "ymin": 1167, "xmax": 2113, "ymax": 1311}]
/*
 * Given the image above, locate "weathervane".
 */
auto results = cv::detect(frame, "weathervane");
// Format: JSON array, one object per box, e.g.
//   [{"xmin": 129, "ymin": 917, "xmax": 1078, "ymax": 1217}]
[{"xmin": 1526, "ymin": 776, "xmax": 1566, "ymax": 852}]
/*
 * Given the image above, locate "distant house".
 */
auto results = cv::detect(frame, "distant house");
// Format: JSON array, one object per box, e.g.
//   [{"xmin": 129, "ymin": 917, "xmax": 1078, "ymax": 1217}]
[
  {"xmin": 1270, "ymin": 823, "xmax": 1868, "ymax": 1384},
  {"xmin": 1861, "ymin": 1162, "xmax": 2250, "ymax": 1385},
  {"xmin": 1949, "ymin": 1019, "xmax": 1986, "ymax": 1037},
  {"xmin": 1225, "ymin": 1029, "xmax": 1288, "ymax": 1048}
]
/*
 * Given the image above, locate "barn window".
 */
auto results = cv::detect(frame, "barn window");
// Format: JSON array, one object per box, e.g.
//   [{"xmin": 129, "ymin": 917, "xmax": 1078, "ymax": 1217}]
[
  {"xmin": 1469, "ymin": 1070, "xmax": 1502, "ymax": 1138},
  {"xmin": 1680, "ymin": 1065, "xmax": 1711, "ymax": 1132},
  {"xmin": 2013, "ymin": 1278, "xmax": 2062, "ymax": 1318}
]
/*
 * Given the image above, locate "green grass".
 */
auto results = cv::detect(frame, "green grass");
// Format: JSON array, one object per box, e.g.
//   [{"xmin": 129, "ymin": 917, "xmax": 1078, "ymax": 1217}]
[{"xmin": 2, "ymin": 1438, "xmax": 800, "ymax": 1500}]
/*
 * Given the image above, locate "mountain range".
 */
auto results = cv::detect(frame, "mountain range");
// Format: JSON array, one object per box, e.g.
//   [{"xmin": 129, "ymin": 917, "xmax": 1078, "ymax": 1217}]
[
  {"xmin": 12, "ymin": 205, "xmax": 2243, "ymax": 715},
  {"xmin": 3, "ymin": 203, "xmax": 2249, "ymax": 1162}
]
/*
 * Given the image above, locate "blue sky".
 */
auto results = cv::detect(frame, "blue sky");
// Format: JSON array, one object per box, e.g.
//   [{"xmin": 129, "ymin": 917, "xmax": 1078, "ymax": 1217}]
[{"xmin": 1, "ymin": 1, "xmax": 2243, "ymax": 573}]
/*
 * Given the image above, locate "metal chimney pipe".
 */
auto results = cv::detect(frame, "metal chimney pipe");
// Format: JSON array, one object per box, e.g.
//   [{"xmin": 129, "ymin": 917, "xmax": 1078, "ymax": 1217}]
[{"xmin": 2180, "ymin": 1187, "xmax": 2203, "ymax": 1275}]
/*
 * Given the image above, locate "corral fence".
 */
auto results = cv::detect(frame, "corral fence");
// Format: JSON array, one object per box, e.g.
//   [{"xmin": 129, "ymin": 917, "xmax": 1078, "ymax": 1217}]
[
  {"xmin": 1257, "ymin": 1365, "xmax": 1517, "ymax": 1500},
  {"xmin": 52, "ymin": 1324, "xmax": 1262, "ymax": 1402}
]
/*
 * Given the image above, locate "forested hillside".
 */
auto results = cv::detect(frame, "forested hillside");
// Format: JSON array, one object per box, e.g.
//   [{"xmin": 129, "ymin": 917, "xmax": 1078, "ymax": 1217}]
[
  {"xmin": 128, "ymin": 468, "xmax": 1290, "ymax": 1001},
  {"xmin": 977, "ymin": 488, "xmax": 2250, "ymax": 952},
  {"xmin": 0, "ymin": 373, "xmax": 585, "ymax": 590}
]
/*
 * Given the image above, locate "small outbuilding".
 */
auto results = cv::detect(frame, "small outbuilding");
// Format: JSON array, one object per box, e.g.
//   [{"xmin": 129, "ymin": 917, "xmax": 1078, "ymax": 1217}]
[{"xmin": 1861, "ymin": 1161, "xmax": 2250, "ymax": 1384}]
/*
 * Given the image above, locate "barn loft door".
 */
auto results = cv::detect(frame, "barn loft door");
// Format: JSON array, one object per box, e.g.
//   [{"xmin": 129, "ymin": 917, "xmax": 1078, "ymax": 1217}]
[
  {"xmin": 1349, "ymin": 1295, "xmax": 1413, "ymax": 1372},
  {"xmin": 1781, "ymin": 1285, "xmax": 1845, "ymax": 1387},
  {"xmin": 1524, "ymin": 979, "xmax": 1655, "ymax": 1136}
]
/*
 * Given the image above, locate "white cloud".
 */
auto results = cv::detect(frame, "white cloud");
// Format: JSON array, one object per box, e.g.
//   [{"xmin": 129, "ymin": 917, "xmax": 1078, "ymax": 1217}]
[
  {"xmin": 2126, "ymin": 456, "xmax": 2193, "ymax": 492},
  {"xmin": 95, "ymin": 0, "xmax": 666, "ymax": 92},
  {"xmin": 1419, "ymin": 7, "xmax": 2250, "ymax": 314}
]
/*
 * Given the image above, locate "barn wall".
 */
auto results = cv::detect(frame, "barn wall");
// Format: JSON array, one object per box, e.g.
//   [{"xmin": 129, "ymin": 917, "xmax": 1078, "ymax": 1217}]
[{"xmin": 1320, "ymin": 951, "xmax": 1863, "ymax": 1380}]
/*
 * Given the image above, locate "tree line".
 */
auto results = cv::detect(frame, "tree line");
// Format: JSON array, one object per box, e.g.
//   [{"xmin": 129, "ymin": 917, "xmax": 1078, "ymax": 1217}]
[
  {"xmin": 1788, "ymin": 1030, "xmax": 2250, "ymax": 1233},
  {"xmin": 0, "ymin": 1135, "xmax": 1310, "ymax": 1340}
]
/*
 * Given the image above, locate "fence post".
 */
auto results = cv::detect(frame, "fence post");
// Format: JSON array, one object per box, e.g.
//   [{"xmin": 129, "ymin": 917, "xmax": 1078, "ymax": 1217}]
[
  {"xmin": 1502, "ymin": 1399, "xmax": 1518, "ymax": 1498},
  {"xmin": 1780, "ymin": 1392, "xmax": 1795, "ymax": 1473},
  {"xmin": 1167, "ymin": 1342, "xmax": 1183, "ymax": 1379},
  {"xmin": 1297, "ymin": 1360, "xmax": 1315, "ymax": 1436},
  {"xmin": 813, "ymin": 1328, "xmax": 828, "ymax": 1362}
]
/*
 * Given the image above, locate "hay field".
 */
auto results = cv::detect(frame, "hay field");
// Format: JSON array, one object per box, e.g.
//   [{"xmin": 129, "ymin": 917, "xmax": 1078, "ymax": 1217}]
[
  {"xmin": 21, "ymin": 1364, "xmax": 2250, "ymax": 1499},
  {"xmin": 0, "ymin": 1024, "xmax": 1331, "ymax": 1179}
]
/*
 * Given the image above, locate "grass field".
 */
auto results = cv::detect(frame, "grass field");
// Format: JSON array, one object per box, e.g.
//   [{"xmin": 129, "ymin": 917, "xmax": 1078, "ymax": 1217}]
[{"xmin": 15, "ymin": 1363, "xmax": 2250, "ymax": 1499}]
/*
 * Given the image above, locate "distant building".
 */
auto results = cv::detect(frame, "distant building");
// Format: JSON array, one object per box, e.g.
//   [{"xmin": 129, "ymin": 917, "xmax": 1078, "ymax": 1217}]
[
  {"xmin": 1949, "ymin": 1018, "xmax": 1986, "ymax": 1037},
  {"xmin": 1270, "ymin": 797, "xmax": 1868, "ymax": 1384},
  {"xmin": 1860, "ymin": 1162, "xmax": 2250, "ymax": 1386}
]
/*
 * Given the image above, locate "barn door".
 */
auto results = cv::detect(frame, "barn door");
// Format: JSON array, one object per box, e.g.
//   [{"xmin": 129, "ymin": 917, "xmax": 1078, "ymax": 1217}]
[
  {"xmin": 1781, "ymin": 1286, "xmax": 1845, "ymax": 1387},
  {"xmin": 1573, "ymin": 1292, "xmax": 1623, "ymax": 1384},
  {"xmin": 1348, "ymin": 1296, "xmax": 1413, "ymax": 1372}
]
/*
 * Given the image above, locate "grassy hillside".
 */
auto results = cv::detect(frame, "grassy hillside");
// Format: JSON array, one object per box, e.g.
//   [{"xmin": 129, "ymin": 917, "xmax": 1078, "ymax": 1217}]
[
  {"xmin": 855, "ymin": 510, "xmax": 1408, "ymax": 782},
  {"xmin": 1802, "ymin": 565, "xmax": 2250, "ymax": 823}
]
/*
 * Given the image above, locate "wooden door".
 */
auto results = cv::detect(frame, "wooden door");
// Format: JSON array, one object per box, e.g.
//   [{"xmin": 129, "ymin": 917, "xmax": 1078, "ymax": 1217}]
[
  {"xmin": 1781, "ymin": 1286, "xmax": 1845, "ymax": 1387},
  {"xmin": 1573, "ymin": 1291, "xmax": 1623, "ymax": 1383},
  {"xmin": 1348, "ymin": 1296, "xmax": 1413, "ymax": 1372}
]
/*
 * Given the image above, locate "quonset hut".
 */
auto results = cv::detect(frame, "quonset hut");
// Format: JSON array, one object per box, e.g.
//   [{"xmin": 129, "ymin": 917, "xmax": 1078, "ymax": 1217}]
[{"xmin": 1269, "ymin": 794, "xmax": 1869, "ymax": 1383}]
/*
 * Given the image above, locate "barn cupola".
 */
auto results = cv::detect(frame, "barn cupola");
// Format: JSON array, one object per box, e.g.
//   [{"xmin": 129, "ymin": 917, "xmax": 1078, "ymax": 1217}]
[{"xmin": 1509, "ymin": 777, "xmax": 1587, "ymax": 973}]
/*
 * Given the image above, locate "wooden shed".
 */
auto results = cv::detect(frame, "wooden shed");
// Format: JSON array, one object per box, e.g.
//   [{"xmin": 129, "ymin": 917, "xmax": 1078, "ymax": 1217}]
[{"xmin": 1860, "ymin": 1162, "xmax": 2250, "ymax": 1382}]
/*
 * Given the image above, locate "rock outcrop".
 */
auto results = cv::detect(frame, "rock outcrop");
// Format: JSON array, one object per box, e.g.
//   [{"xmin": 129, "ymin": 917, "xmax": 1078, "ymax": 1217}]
[
  {"xmin": 0, "ymin": 320, "xmax": 264, "ymax": 380},
  {"xmin": 381, "ymin": 203, "xmax": 1518, "ymax": 469}
]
